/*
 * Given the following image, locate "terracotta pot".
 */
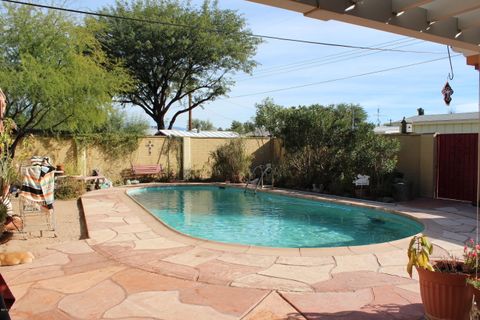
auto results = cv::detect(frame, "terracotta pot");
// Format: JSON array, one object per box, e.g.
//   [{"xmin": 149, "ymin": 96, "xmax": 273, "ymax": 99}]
[{"xmin": 417, "ymin": 265, "xmax": 473, "ymax": 320}]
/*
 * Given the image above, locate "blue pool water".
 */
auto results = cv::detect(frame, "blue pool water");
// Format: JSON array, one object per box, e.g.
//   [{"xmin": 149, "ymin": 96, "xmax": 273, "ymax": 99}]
[{"xmin": 128, "ymin": 186, "xmax": 423, "ymax": 248}]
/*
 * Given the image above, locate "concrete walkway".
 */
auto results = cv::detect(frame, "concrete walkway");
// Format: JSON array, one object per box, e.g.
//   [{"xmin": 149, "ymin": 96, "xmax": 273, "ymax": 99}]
[{"xmin": 3, "ymin": 185, "xmax": 476, "ymax": 319}]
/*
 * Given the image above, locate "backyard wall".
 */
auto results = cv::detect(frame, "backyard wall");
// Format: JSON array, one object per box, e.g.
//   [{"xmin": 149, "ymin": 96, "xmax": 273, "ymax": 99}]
[
  {"xmin": 17, "ymin": 136, "xmax": 275, "ymax": 183},
  {"xmin": 390, "ymin": 133, "xmax": 436, "ymax": 198},
  {"xmin": 23, "ymin": 135, "xmax": 436, "ymax": 198},
  {"xmin": 186, "ymin": 137, "xmax": 274, "ymax": 178},
  {"xmin": 86, "ymin": 137, "xmax": 182, "ymax": 183}
]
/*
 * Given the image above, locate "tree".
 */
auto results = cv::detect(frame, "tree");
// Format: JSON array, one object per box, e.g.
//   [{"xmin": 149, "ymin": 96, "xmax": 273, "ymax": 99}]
[
  {"xmin": 229, "ymin": 120, "xmax": 255, "ymax": 134},
  {"xmin": 0, "ymin": 4, "xmax": 130, "ymax": 156},
  {"xmin": 77, "ymin": 109, "xmax": 149, "ymax": 159},
  {"xmin": 191, "ymin": 119, "xmax": 214, "ymax": 131},
  {"xmin": 94, "ymin": 0, "xmax": 260, "ymax": 130},
  {"xmin": 229, "ymin": 121, "xmax": 244, "ymax": 134},
  {"xmin": 255, "ymin": 99, "xmax": 400, "ymax": 194}
]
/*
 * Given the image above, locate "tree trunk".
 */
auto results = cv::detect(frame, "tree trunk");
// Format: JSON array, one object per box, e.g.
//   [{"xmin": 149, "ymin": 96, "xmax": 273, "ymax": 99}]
[
  {"xmin": 156, "ymin": 118, "xmax": 165, "ymax": 131},
  {"xmin": 9, "ymin": 133, "xmax": 24, "ymax": 159}
]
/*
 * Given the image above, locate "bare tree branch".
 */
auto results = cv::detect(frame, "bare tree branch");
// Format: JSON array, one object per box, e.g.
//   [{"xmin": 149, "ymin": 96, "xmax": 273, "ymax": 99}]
[{"xmin": 167, "ymin": 90, "xmax": 220, "ymax": 129}]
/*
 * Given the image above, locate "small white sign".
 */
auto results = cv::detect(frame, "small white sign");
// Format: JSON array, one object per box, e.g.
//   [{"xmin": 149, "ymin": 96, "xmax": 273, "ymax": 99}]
[{"xmin": 353, "ymin": 174, "xmax": 370, "ymax": 186}]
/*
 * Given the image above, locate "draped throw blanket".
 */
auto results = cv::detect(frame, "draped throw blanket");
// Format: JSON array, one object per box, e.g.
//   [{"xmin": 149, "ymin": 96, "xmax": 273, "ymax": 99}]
[{"xmin": 21, "ymin": 166, "xmax": 55, "ymax": 209}]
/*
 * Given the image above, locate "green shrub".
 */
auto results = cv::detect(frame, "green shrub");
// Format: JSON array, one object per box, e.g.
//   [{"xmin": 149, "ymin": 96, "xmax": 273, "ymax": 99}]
[
  {"xmin": 256, "ymin": 101, "xmax": 401, "ymax": 196},
  {"xmin": 210, "ymin": 139, "xmax": 252, "ymax": 183},
  {"xmin": 55, "ymin": 177, "xmax": 86, "ymax": 200}
]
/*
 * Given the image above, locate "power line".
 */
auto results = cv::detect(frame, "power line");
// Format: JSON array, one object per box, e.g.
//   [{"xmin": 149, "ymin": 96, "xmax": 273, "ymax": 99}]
[
  {"xmin": 236, "ymin": 39, "xmax": 424, "ymax": 82},
  {"xmin": 223, "ymin": 100, "xmax": 256, "ymax": 110},
  {"xmin": 1, "ymin": 0, "xmax": 444, "ymax": 54},
  {"xmin": 237, "ymin": 37, "xmax": 419, "ymax": 78},
  {"xmin": 226, "ymin": 55, "xmax": 461, "ymax": 99}
]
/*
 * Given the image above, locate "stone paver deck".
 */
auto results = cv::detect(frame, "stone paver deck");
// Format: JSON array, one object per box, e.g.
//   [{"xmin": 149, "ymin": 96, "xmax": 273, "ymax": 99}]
[{"xmin": 4, "ymin": 184, "xmax": 477, "ymax": 319}]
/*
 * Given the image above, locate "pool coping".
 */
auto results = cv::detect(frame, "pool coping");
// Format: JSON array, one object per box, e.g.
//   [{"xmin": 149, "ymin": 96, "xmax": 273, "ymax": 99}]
[
  {"xmin": 74, "ymin": 184, "xmax": 475, "ymax": 294},
  {"xmin": 123, "ymin": 182, "xmax": 433, "ymax": 256}
]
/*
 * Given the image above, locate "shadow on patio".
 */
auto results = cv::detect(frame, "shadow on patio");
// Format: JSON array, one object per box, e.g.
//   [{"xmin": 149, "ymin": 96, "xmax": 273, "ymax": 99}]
[{"xmin": 286, "ymin": 302, "xmax": 424, "ymax": 319}]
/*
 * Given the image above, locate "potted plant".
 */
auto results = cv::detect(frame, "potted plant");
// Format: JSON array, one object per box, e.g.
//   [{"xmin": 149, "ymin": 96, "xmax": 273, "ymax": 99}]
[
  {"xmin": 407, "ymin": 234, "xmax": 473, "ymax": 320},
  {"xmin": 464, "ymin": 239, "xmax": 480, "ymax": 307}
]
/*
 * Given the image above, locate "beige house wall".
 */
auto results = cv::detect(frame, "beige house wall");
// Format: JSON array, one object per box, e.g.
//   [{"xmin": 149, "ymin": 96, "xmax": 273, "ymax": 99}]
[
  {"xmin": 390, "ymin": 133, "xmax": 436, "ymax": 198},
  {"xmin": 413, "ymin": 121, "xmax": 479, "ymax": 134}
]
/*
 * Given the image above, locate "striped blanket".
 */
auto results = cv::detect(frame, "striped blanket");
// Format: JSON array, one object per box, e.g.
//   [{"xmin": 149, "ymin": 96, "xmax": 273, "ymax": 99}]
[{"xmin": 21, "ymin": 165, "xmax": 55, "ymax": 208}]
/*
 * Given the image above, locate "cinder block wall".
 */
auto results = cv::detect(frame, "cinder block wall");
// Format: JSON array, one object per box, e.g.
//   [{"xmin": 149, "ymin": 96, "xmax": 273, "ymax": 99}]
[
  {"xmin": 18, "ymin": 137, "xmax": 78, "ymax": 172},
  {"xmin": 86, "ymin": 137, "xmax": 182, "ymax": 183},
  {"xmin": 188, "ymin": 137, "xmax": 274, "ymax": 178},
  {"xmin": 17, "ymin": 136, "xmax": 275, "ymax": 183}
]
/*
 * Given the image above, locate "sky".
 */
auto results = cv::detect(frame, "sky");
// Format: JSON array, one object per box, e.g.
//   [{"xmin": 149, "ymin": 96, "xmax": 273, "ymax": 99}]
[{"xmin": 42, "ymin": 1, "xmax": 480, "ymax": 128}]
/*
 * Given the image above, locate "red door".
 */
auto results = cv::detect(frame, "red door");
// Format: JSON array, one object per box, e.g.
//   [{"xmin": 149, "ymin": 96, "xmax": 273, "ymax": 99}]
[{"xmin": 436, "ymin": 133, "xmax": 478, "ymax": 202}]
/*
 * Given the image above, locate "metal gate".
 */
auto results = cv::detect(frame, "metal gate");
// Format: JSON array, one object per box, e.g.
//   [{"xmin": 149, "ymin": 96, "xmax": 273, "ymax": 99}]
[{"xmin": 436, "ymin": 133, "xmax": 478, "ymax": 202}]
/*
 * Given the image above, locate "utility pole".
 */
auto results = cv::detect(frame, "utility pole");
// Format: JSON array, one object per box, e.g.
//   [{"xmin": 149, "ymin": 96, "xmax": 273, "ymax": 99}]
[
  {"xmin": 352, "ymin": 107, "xmax": 355, "ymax": 130},
  {"xmin": 188, "ymin": 93, "xmax": 192, "ymax": 131}
]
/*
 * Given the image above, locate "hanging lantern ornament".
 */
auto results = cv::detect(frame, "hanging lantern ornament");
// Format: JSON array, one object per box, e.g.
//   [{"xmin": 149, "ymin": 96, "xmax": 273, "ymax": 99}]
[
  {"xmin": 441, "ymin": 46, "xmax": 455, "ymax": 106},
  {"xmin": 441, "ymin": 81, "xmax": 454, "ymax": 106}
]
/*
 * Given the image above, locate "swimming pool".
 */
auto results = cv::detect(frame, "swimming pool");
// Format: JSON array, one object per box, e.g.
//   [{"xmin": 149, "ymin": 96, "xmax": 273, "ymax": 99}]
[{"xmin": 128, "ymin": 185, "xmax": 423, "ymax": 248}]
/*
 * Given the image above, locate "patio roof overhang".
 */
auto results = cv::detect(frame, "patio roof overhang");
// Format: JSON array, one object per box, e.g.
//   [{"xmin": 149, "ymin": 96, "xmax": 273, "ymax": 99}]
[{"xmin": 247, "ymin": 0, "xmax": 480, "ymax": 68}]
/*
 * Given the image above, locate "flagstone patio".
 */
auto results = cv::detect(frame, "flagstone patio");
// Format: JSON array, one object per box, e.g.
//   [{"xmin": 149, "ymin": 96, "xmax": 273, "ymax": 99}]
[{"xmin": 3, "ymin": 185, "xmax": 476, "ymax": 319}]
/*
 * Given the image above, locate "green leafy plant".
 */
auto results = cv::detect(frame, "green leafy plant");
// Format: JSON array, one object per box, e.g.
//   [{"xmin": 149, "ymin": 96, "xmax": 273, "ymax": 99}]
[
  {"xmin": 255, "ymin": 100, "xmax": 400, "ymax": 195},
  {"xmin": 0, "ymin": 5, "xmax": 132, "ymax": 157},
  {"xmin": 55, "ymin": 177, "xmax": 86, "ymax": 200},
  {"xmin": 407, "ymin": 234, "xmax": 434, "ymax": 278},
  {"xmin": 187, "ymin": 167, "xmax": 208, "ymax": 182},
  {"xmin": 74, "ymin": 111, "xmax": 148, "ymax": 160},
  {"xmin": 210, "ymin": 139, "xmax": 252, "ymax": 183}
]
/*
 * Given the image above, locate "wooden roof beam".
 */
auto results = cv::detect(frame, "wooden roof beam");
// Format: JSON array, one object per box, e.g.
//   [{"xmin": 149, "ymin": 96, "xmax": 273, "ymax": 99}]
[
  {"xmin": 246, "ymin": 0, "xmax": 316, "ymax": 14},
  {"xmin": 467, "ymin": 54, "xmax": 480, "ymax": 70},
  {"xmin": 427, "ymin": 0, "xmax": 480, "ymax": 23},
  {"xmin": 392, "ymin": 0, "xmax": 433, "ymax": 14}
]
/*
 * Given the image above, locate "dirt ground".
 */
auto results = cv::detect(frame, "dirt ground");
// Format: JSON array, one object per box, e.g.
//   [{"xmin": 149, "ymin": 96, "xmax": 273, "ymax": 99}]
[{"xmin": 0, "ymin": 198, "xmax": 87, "ymax": 255}]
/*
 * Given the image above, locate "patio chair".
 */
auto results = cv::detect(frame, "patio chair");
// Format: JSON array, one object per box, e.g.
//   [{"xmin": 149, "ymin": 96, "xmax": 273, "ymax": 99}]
[{"xmin": 18, "ymin": 159, "xmax": 56, "ymax": 237}]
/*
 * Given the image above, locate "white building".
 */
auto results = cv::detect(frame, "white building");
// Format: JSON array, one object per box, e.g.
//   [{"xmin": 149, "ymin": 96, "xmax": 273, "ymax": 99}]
[{"xmin": 391, "ymin": 112, "xmax": 479, "ymax": 134}]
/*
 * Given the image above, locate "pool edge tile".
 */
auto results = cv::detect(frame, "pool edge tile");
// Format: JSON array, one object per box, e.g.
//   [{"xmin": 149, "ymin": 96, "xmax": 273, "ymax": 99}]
[{"xmin": 246, "ymin": 247, "xmax": 300, "ymax": 257}]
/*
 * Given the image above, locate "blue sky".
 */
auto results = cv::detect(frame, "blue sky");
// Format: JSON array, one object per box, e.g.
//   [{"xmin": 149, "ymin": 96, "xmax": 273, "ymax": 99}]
[{"xmin": 67, "ymin": 1, "xmax": 479, "ymax": 128}]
